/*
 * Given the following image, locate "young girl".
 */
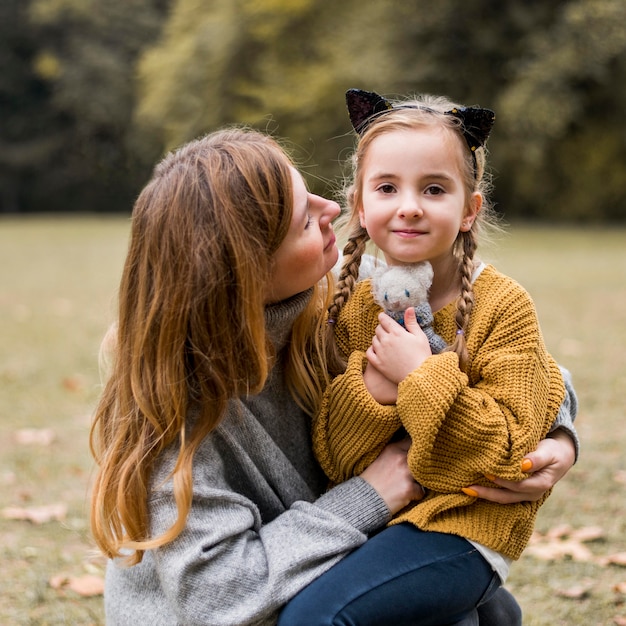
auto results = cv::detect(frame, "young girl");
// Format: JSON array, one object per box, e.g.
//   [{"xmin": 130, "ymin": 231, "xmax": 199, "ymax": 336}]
[
  {"xmin": 91, "ymin": 126, "xmax": 575, "ymax": 626},
  {"xmin": 284, "ymin": 89, "xmax": 570, "ymax": 624}
]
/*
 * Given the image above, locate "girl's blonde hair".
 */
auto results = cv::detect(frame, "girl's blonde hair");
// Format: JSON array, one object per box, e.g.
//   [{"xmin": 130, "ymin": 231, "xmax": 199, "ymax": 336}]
[
  {"xmin": 90, "ymin": 128, "xmax": 331, "ymax": 564},
  {"xmin": 328, "ymin": 94, "xmax": 498, "ymax": 375}
]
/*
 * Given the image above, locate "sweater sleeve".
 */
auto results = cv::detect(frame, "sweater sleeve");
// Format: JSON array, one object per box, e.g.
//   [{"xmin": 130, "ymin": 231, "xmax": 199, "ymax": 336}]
[
  {"xmin": 130, "ymin": 449, "xmax": 390, "ymax": 626},
  {"xmin": 549, "ymin": 366, "xmax": 580, "ymax": 460},
  {"xmin": 397, "ymin": 279, "xmax": 565, "ymax": 491},
  {"xmin": 312, "ymin": 350, "xmax": 402, "ymax": 484}
]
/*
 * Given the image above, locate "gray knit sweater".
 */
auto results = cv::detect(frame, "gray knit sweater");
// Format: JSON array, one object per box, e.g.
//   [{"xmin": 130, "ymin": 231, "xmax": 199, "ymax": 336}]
[{"xmin": 104, "ymin": 289, "xmax": 391, "ymax": 626}]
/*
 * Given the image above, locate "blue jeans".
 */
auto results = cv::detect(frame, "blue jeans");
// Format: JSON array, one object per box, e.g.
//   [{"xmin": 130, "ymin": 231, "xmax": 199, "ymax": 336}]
[{"xmin": 278, "ymin": 524, "xmax": 501, "ymax": 626}]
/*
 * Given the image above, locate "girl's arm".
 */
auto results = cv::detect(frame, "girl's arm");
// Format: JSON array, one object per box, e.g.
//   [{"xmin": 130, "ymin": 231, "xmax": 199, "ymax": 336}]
[
  {"xmin": 466, "ymin": 429, "xmax": 576, "ymax": 503},
  {"xmin": 371, "ymin": 283, "xmax": 564, "ymax": 491},
  {"xmin": 312, "ymin": 350, "xmax": 402, "ymax": 484},
  {"xmin": 467, "ymin": 367, "xmax": 578, "ymax": 503}
]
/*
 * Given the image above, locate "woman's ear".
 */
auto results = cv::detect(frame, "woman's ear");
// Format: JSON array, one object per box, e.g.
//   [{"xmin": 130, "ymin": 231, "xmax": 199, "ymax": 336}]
[{"xmin": 460, "ymin": 192, "xmax": 482, "ymax": 232}]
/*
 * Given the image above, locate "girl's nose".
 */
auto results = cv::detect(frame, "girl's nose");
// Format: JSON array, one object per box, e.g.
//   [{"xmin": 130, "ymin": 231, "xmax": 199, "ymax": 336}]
[{"xmin": 397, "ymin": 194, "xmax": 422, "ymax": 218}]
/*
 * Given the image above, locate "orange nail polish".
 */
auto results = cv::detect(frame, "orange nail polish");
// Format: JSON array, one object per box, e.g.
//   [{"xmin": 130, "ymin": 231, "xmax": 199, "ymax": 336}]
[
  {"xmin": 484, "ymin": 474, "xmax": 496, "ymax": 482},
  {"xmin": 462, "ymin": 487, "xmax": 478, "ymax": 497},
  {"xmin": 521, "ymin": 458, "xmax": 533, "ymax": 472}
]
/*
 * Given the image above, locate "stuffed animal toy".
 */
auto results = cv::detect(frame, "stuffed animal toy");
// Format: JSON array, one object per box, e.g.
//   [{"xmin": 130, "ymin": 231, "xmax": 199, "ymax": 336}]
[{"xmin": 371, "ymin": 263, "xmax": 447, "ymax": 354}]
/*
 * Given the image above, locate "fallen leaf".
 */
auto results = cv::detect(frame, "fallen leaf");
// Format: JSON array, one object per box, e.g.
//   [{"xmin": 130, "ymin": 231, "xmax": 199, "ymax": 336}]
[
  {"xmin": 2, "ymin": 503, "xmax": 67, "ymax": 524},
  {"xmin": 526, "ymin": 539, "xmax": 594, "ymax": 562},
  {"xmin": 15, "ymin": 428, "xmax": 56, "ymax": 446},
  {"xmin": 555, "ymin": 580, "xmax": 593, "ymax": 599},
  {"xmin": 67, "ymin": 574, "xmax": 104, "ymax": 596},
  {"xmin": 62, "ymin": 376, "xmax": 84, "ymax": 392},
  {"xmin": 49, "ymin": 573, "xmax": 71, "ymax": 589},
  {"xmin": 545, "ymin": 523, "xmax": 573, "ymax": 539},
  {"xmin": 49, "ymin": 573, "xmax": 104, "ymax": 597},
  {"xmin": 613, "ymin": 616, "xmax": 626, "ymax": 626},
  {"xmin": 599, "ymin": 553, "xmax": 626, "ymax": 567},
  {"xmin": 569, "ymin": 526, "xmax": 605, "ymax": 542},
  {"xmin": 614, "ymin": 582, "xmax": 626, "ymax": 594}
]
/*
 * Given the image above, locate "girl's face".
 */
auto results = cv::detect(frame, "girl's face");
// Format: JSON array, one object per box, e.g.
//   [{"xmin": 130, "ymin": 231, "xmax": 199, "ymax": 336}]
[
  {"xmin": 358, "ymin": 126, "xmax": 481, "ymax": 270},
  {"xmin": 266, "ymin": 167, "xmax": 340, "ymax": 303}
]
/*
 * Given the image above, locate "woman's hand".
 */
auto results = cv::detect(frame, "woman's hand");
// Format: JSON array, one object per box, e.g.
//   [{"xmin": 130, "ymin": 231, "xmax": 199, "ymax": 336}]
[
  {"xmin": 464, "ymin": 430, "xmax": 576, "ymax": 504},
  {"xmin": 361, "ymin": 439, "xmax": 425, "ymax": 514}
]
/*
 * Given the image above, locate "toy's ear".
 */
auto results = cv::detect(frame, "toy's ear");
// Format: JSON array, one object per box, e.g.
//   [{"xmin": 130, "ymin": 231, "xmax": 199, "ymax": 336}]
[
  {"xmin": 371, "ymin": 266, "xmax": 391, "ymax": 306},
  {"xmin": 346, "ymin": 89, "xmax": 393, "ymax": 134}
]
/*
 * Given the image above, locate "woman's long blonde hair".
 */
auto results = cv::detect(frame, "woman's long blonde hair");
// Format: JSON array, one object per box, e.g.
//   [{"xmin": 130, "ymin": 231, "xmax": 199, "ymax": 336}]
[
  {"xmin": 327, "ymin": 94, "xmax": 498, "ymax": 375},
  {"xmin": 90, "ymin": 128, "xmax": 331, "ymax": 565}
]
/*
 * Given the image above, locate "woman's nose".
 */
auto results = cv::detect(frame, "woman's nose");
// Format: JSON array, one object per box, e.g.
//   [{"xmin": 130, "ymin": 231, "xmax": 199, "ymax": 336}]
[{"xmin": 315, "ymin": 195, "xmax": 341, "ymax": 226}]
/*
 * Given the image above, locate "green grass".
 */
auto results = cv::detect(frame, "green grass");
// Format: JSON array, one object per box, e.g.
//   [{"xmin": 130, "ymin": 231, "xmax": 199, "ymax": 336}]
[{"xmin": 0, "ymin": 217, "xmax": 624, "ymax": 625}]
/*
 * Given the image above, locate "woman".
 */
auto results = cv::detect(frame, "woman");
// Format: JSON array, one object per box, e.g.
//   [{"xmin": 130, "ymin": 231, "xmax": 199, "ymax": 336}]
[{"xmin": 90, "ymin": 128, "xmax": 576, "ymax": 625}]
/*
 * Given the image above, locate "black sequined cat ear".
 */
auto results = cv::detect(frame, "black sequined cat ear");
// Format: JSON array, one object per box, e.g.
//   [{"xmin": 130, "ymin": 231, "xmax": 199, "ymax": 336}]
[
  {"xmin": 346, "ymin": 89, "xmax": 393, "ymax": 134},
  {"xmin": 445, "ymin": 107, "xmax": 496, "ymax": 153}
]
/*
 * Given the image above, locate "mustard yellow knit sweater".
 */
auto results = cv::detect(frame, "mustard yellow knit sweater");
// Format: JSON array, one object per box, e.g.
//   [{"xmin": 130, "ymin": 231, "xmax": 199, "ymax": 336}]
[{"xmin": 313, "ymin": 264, "xmax": 565, "ymax": 559}]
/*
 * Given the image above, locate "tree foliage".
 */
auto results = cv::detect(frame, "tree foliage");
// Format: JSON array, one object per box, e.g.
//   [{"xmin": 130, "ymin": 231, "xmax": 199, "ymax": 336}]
[{"xmin": 2, "ymin": 0, "xmax": 625, "ymax": 220}]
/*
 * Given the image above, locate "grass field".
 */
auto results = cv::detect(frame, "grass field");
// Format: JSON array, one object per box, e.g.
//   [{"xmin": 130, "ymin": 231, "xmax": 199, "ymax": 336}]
[{"xmin": 0, "ymin": 216, "xmax": 624, "ymax": 625}]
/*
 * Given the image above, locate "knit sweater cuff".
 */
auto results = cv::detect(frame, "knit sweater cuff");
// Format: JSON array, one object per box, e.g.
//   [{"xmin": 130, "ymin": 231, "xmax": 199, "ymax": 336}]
[
  {"xmin": 549, "ymin": 366, "xmax": 580, "ymax": 461},
  {"xmin": 316, "ymin": 477, "xmax": 391, "ymax": 536}
]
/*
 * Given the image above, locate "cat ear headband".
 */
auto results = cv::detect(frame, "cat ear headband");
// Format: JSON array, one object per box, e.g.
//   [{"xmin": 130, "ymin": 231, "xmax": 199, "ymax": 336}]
[{"xmin": 346, "ymin": 88, "xmax": 495, "ymax": 174}]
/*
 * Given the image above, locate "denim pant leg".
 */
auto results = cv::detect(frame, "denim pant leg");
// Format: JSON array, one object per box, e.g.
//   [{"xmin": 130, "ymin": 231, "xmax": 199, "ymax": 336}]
[
  {"xmin": 278, "ymin": 524, "xmax": 500, "ymax": 626},
  {"xmin": 476, "ymin": 587, "xmax": 522, "ymax": 626}
]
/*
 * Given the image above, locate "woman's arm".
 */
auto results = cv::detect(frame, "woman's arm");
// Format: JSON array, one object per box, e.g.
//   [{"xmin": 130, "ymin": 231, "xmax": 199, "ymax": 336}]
[
  {"xmin": 465, "ymin": 429, "xmax": 576, "ymax": 503},
  {"xmin": 139, "ymin": 439, "xmax": 422, "ymax": 625},
  {"xmin": 465, "ymin": 365, "xmax": 578, "ymax": 503}
]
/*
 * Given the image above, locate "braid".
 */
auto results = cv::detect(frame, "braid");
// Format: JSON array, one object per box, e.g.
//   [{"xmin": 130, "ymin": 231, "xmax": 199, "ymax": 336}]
[
  {"xmin": 445, "ymin": 231, "xmax": 477, "ymax": 372},
  {"xmin": 325, "ymin": 225, "xmax": 369, "ymax": 375}
]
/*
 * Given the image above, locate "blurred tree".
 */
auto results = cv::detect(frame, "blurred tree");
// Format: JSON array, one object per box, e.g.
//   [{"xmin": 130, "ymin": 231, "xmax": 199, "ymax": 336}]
[
  {"xmin": 0, "ymin": 0, "xmax": 63, "ymax": 212},
  {"xmin": 495, "ymin": 0, "xmax": 626, "ymax": 220},
  {"xmin": 2, "ymin": 0, "xmax": 170, "ymax": 212},
  {"xmin": 3, "ymin": 0, "xmax": 625, "ymax": 219},
  {"xmin": 134, "ymin": 0, "xmax": 402, "ymax": 194}
]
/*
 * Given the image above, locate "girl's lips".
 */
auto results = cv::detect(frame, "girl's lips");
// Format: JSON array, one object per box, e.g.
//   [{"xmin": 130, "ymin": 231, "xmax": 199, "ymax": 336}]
[
  {"xmin": 393, "ymin": 229, "xmax": 426, "ymax": 237},
  {"xmin": 324, "ymin": 233, "xmax": 336, "ymax": 251}
]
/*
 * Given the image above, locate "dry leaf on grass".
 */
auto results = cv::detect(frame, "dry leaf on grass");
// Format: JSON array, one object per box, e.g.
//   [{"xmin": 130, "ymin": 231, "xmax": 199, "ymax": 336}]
[
  {"xmin": 526, "ymin": 525, "xmax": 605, "ymax": 563},
  {"xmin": 62, "ymin": 376, "xmax": 84, "ymax": 392},
  {"xmin": 2, "ymin": 502, "xmax": 67, "ymax": 524},
  {"xmin": 613, "ymin": 616, "xmax": 626, "ymax": 626},
  {"xmin": 569, "ymin": 526, "xmax": 605, "ymax": 542},
  {"xmin": 526, "ymin": 538, "xmax": 594, "ymax": 562},
  {"xmin": 49, "ymin": 573, "xmax": 104, "ymax": 597},
  {"xmin": 15, "ymin": 428, "xmax": 56, "ymax": 446},
  {"xmin": 555, "ymin": 579, "xmax": 594, "ymax": 599},
  {"xmin": 545, "ymin": 523, "xmax": 574, "ymax": 539},
  {"xmin": 614, "ymin": 582, "xmax": 626, "ymax": 594},
  {"xmin": 599, "ymin": 553, "xmax": 626, "ymax": 567}
]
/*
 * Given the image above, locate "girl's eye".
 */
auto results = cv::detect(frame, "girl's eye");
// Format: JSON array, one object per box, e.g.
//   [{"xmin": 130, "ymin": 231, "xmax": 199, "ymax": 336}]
[
  {"xmin": 425, "ymin": 185, "xmax": 444, "ymax": 195},
  {"xmin": 304, "ymin": 214, "xmax": 313, "ymax": 229},
  {"xmin": 377, "ymin": 184, "xmax": 396, "ymax": 194}
]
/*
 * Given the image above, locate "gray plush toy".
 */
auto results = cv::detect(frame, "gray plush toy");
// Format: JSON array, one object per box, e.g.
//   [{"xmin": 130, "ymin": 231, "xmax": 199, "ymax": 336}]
[{"xmin": 371, "ymin": 263, "xmax": 447, "ymax": 354}]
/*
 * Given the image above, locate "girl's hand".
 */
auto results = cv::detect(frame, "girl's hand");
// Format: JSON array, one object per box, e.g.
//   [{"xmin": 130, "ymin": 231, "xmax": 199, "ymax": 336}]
[
  {"xmin": 360, "ymin": 438, "xmax": 425, "ymax": 514},
  {"xmin": 365, "ymin": 308, "xmax": 432, "ymax": 384},
  {"xmin": 363, "ymin": 363, "xmax": 398, "ymax": 405},
  {"xmin": 464, "ymin": 430, "xmax": 577, "ymax": 504}
]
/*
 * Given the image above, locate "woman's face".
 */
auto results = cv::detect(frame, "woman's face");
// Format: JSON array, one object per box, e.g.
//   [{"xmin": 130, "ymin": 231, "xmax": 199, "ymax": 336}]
[{"xmin": 266, "ymin": 168, "xmax": 340, "ymax": 303}]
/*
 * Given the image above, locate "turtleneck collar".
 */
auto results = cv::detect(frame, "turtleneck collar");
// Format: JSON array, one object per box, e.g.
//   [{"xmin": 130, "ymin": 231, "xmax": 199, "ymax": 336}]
[{"xmin": 264, "ymin": 288, "xmax": 314, "ymax": 353}]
